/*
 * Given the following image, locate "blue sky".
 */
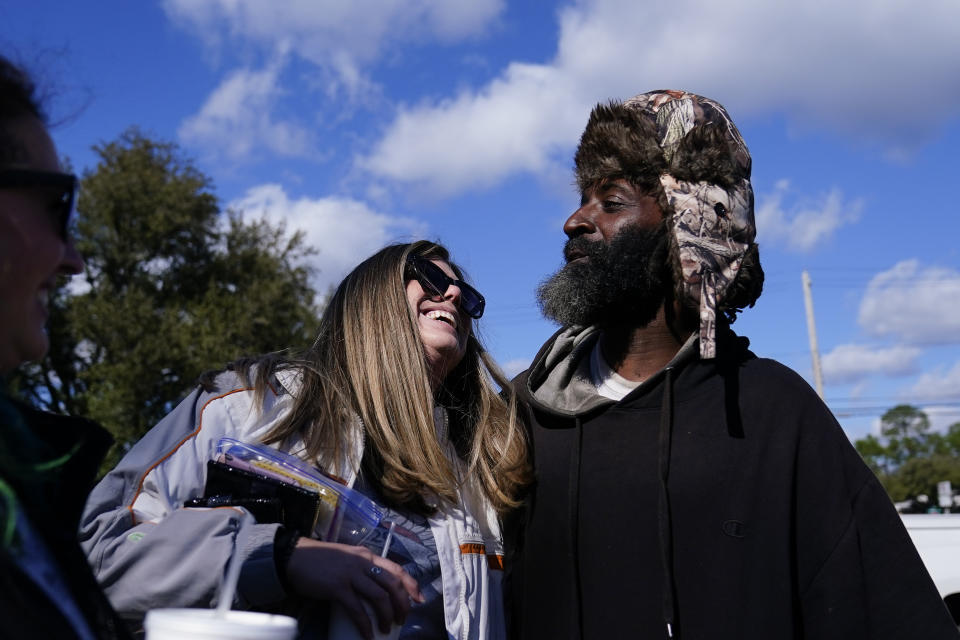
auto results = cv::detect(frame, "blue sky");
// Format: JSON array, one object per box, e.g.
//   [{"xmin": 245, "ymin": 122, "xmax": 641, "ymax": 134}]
[{"xmin": 4, "ymin": 0, "xmax": 959, "ymax": 440}]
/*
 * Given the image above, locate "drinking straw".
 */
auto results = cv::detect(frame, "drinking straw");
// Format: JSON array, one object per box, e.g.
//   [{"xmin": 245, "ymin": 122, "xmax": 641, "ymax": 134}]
[
  {"xmin": 216, "ymin": 512, "xmax": 253, "ymax": 615},
  {"xmin": 381, "ymin": 521, "xmax": 396, "ymax": 558}
]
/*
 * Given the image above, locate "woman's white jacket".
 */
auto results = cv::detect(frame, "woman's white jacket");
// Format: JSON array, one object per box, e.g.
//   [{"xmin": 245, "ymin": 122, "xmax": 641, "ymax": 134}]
[{"xmin": 79, "ymin": 369, "xmax": 507, "ymax": 639}]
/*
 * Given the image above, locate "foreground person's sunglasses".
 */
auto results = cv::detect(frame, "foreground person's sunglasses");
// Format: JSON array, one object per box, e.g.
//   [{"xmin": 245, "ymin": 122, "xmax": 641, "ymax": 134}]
[{"xmin": 0, "ymin": 168, "xmax": 78, "ymax": 240}]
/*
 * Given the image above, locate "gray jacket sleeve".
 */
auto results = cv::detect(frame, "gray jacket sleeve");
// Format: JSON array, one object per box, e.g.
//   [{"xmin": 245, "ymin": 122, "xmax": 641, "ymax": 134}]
[{"xmin": 79, "ymin": 379, "xmax": 288, "ymax": 622}]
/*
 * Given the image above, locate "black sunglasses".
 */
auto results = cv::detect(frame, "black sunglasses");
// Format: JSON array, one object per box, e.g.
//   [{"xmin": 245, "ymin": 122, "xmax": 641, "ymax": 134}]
[
  {"xmin": 405, "ymin": 254, "xmax": 486, "ymax": 319},
  {"xmin": 0, "ymin": 168, "xmax": 78, "ymax": 240}
]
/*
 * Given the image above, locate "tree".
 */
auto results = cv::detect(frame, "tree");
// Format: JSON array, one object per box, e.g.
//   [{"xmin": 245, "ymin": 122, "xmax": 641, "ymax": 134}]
[
  {"xmin": 12, "ymin": 129, "xmax": 320, "ymax": 466},
  {"xmin": 880, "ymin": 404, "xmax": 934, "ymax": 467},
  {"xmin": 943, "ymin": 422, "xmax": 960, "ymax": 457},
  {"xmin": 854, "ymin": 405, "xmax": 960, "ymax": 505},
  {"xmin": 894, "ymin": 456, "xmax": 960, "ymax": 503}
]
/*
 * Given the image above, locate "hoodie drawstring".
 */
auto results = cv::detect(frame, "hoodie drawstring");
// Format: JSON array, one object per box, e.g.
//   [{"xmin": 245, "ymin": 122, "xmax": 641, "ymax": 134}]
[
  {"xmin": 658, "ymin": 366, "xmax": 679, "ymax": 638},
  {"xmin": 571, "ymin": 415, "xmax": 586, "ymax": 637}
]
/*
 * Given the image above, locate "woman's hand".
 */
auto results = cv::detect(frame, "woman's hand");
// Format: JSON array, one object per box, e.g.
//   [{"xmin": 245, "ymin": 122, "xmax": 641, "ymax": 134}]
[{"xmin": 284, "ymin": 538, "xmax": 424, "ymax": 638}]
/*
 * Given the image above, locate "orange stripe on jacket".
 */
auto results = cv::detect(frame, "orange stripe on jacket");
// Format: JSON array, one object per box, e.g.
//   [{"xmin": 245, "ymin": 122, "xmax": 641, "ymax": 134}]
[
  {"xmin": 126, "ymin": 387, "xmax": 255, "ymax": 526},
  {"xmin": 458, "ymin": 543, "xmax": 504, "ymax": 571}
]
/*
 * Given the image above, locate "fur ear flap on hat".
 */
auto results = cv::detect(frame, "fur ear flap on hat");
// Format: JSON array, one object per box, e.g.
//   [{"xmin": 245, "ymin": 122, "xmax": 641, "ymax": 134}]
[
  {"xmin": 669, "ymin": 122, "xmax": 748, "ymax": 190},
  {"xmin": 574, "ymin": 102, "xmax": 666, "ymax": 192}
]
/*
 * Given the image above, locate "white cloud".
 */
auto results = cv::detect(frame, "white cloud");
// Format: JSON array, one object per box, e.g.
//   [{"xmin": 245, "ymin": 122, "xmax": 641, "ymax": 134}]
[
  {"xmin": 164, "ymin": 0, "xmax": 503, "ymax": 52},
  {"xmin": 162, "ymin": 0, "xmax": 504, "ymax": 96},
  {"xmin": 858, "ymin": 260, "xmax": 960, "ymax": 345},
  {"xmin": 923, "ymin": 404, "xmax": 960, "ymax": 433},
  {"xmin": 178, "ymin": 63, "xmax": 313, "ymax": 161},
  {"xmin": 361, "ymin": 0, "xmax": 960, "ymax": 195},
  {"xmin": 360, "ymin": 63, "xmax": 585, "ymax": 197},
  {"xmin": 500, "ymin": 358, "xmax": 531, "ymax": 379},
  {"xmin": 820, "ymin": 343, "xmax": 921, "ymax": 384},
  {"xmin": 228, "ymin": 184, "xmax": 425, "ymax": 292},
  {"xmin": 902, "ymin": 361, "xmax": 960, "ymax": 402},
  {"xmin": 755, "ymin": 180, "xmax": 863, "ymax": 252}
]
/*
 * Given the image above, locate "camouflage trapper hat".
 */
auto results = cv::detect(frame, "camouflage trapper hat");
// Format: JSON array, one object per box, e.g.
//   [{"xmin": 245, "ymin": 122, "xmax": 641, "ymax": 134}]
[{"xmin": 574, "ymin": 89, "xmax": 756, "ymax": 359}]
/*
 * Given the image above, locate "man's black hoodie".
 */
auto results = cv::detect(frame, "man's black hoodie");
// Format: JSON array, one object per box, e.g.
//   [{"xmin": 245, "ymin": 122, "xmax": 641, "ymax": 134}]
[{"xmin": 505, "ymin": 326, "xmax": 958, "ymax": 639}]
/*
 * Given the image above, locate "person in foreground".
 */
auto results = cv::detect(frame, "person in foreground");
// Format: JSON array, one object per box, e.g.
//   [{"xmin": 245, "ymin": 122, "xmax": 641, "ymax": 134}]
[
  {"xmin": 0, "ymin": 55, "xmax": 131, "ymax": 639},
  {"xmin": 81, "ymin": 240, "xmax": 529, "ymax": 639},
  {"xmin": 505, "ymin": 90, "xmax": 959, "ymax": 639}
]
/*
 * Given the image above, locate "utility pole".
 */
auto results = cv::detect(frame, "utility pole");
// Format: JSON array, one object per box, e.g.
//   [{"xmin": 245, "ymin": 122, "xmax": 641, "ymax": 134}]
[{"xmin": 802, "ymin": 270, "xmax": 825, "ymax": 399}]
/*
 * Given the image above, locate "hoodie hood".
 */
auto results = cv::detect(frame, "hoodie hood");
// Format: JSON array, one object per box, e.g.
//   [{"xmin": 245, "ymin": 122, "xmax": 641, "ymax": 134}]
[{"xmin": 519, "ymin": 325, "xmax": 700, "ymax": 417}]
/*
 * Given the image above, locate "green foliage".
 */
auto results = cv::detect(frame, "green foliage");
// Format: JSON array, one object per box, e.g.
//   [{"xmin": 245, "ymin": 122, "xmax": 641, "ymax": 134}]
[
  {"xmin": 943, "ymin": 422, "xmax": 960, "ymax": 456},
  {"xmin": 894, "ymin": 455, "xmax": 960, "ymax": 502},
  {"xmin": 12, "ymin": 129, "xmax": 320, "ymax": 468},
  {"xmin": 854, "ymin": 434, "xmax": 887, "ymax": 475},
  {"xmin": 855, "ymin": 405, "xmax": 960, "ymax": 504}
]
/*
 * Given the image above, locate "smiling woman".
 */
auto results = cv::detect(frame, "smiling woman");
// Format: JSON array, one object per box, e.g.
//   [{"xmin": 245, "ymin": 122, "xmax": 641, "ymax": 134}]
[
  {"xmin": 0, "ymin": 54, "xmax": 131, "ymax": 639},
  {"xmin": 80, "ymin": 240, "xmax": 530, "ymax": 640}
]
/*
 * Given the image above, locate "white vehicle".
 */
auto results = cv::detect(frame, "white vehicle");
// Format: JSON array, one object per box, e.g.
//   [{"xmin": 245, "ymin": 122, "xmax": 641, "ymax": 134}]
[{"xmin": 902, "ymin": 513, "xmax": 960, "ymax": 624}]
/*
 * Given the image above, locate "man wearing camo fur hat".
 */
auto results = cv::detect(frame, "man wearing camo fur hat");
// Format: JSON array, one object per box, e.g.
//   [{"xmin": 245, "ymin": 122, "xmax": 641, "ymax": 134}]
[{"xmin": 505, "ymin": 90, "xmax": 958, "ymax": 639}]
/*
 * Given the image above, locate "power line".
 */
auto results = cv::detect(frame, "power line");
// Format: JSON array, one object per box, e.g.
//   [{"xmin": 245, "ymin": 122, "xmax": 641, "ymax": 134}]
[{"xmin": 830, "ymin": 401, "xmax": 960, "ymax": 419}]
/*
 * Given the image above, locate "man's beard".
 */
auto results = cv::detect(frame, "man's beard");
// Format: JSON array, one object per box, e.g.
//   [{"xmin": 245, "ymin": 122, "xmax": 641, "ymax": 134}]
[{"xmin": 537, "ymin": 224, "xmax": 672, "ymax": 328}]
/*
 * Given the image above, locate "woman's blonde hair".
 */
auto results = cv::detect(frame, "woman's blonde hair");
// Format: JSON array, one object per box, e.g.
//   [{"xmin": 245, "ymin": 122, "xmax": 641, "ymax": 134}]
[{"xmin": 237, "ymin": 240, "xmax": 529, "ymax": 516}]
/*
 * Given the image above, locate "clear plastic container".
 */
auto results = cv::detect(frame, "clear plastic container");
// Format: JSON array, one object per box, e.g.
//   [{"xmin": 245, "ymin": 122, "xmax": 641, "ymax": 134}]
[{"xmin": 214, "ymin": 438, "xmax": 384, "ymax": 545}]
